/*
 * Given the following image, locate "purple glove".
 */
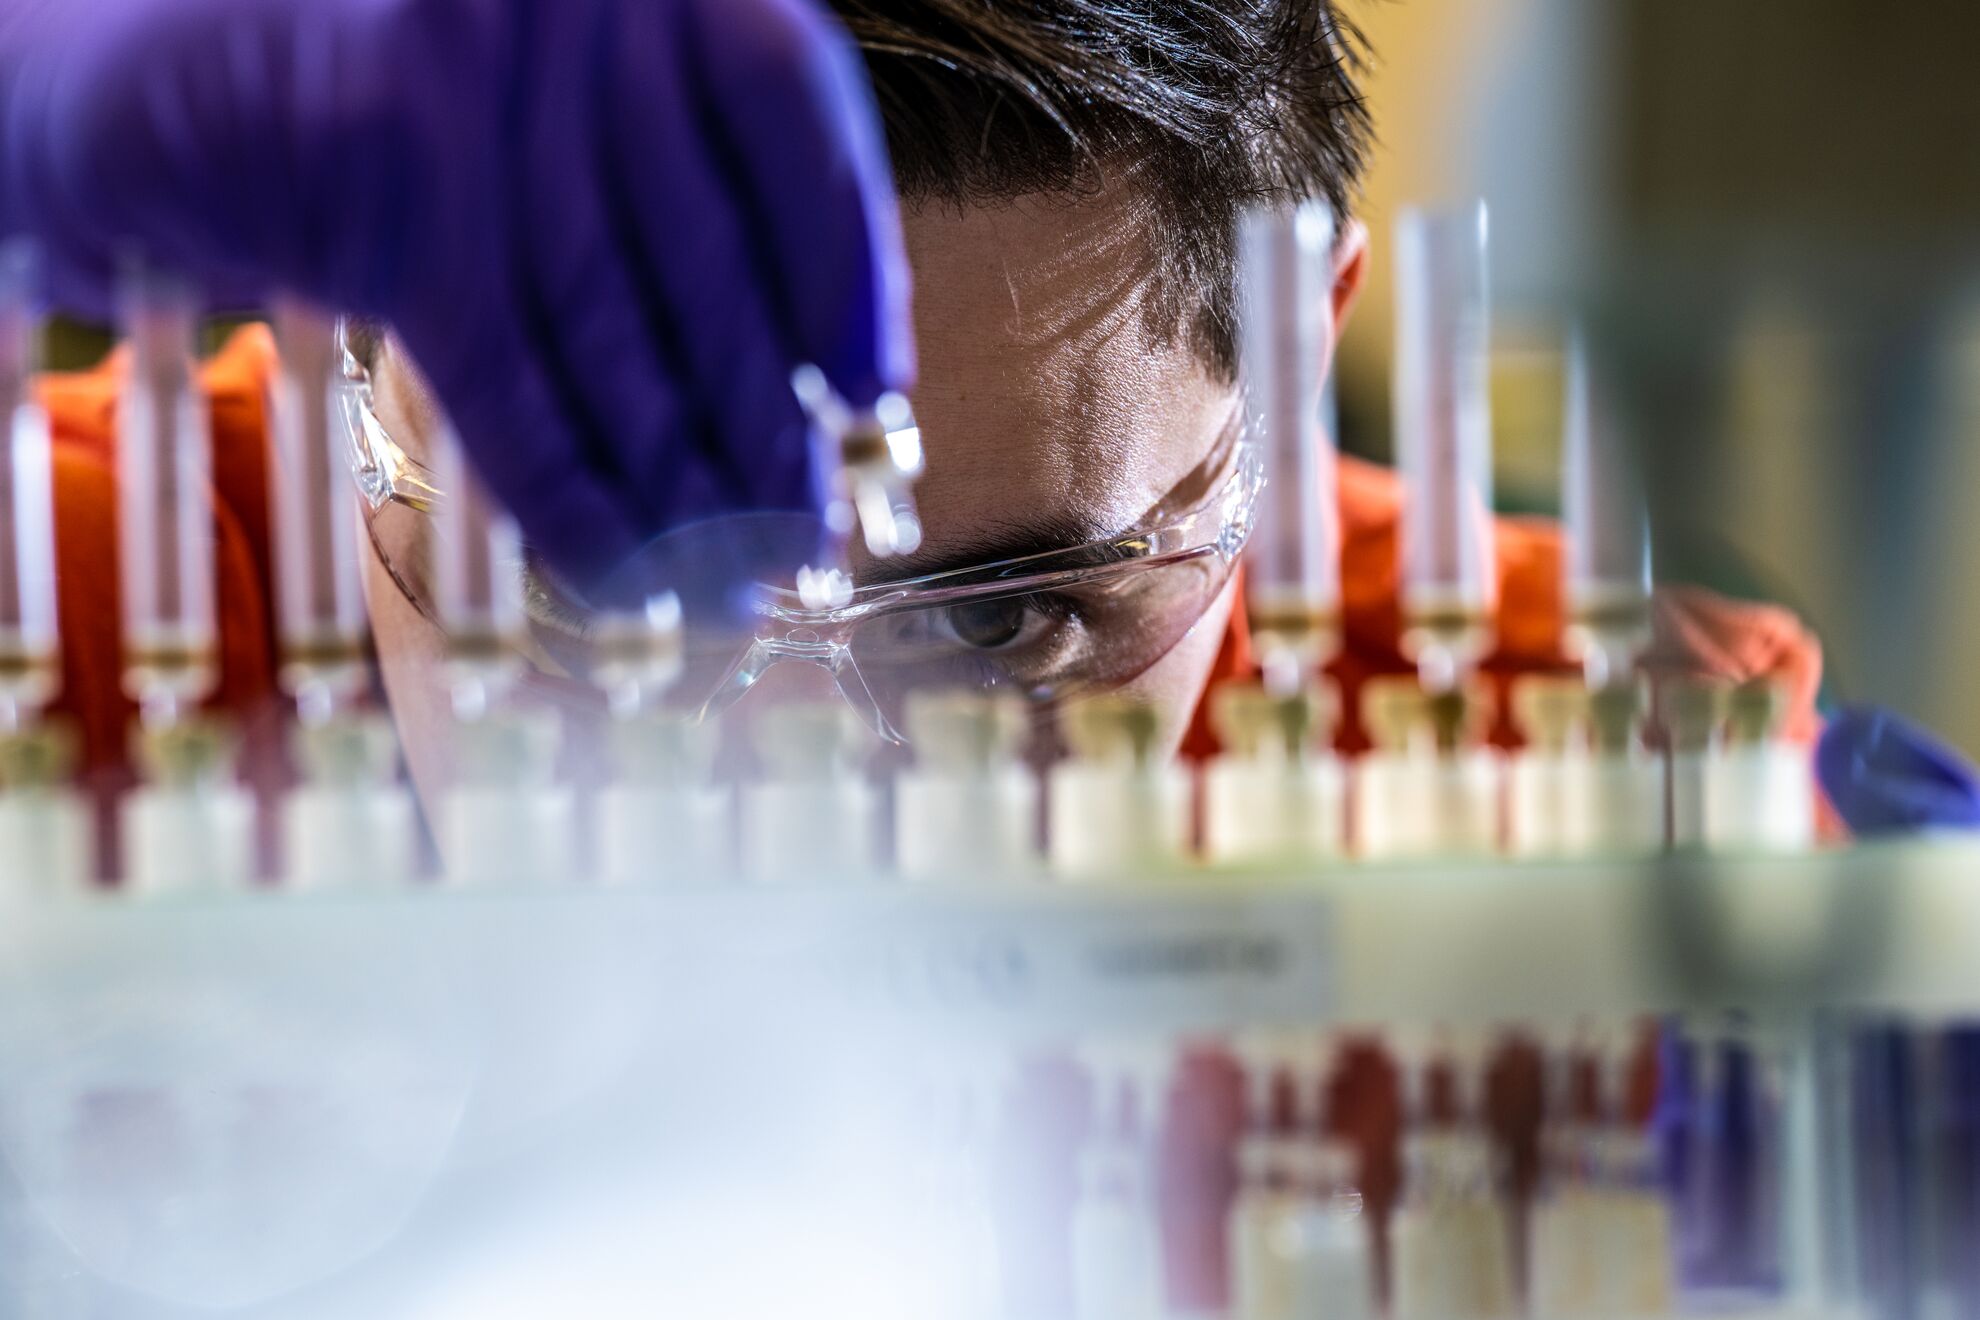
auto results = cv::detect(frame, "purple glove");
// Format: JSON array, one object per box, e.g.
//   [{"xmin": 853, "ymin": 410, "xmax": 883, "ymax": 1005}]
[
  {"xmin": 1816, "ymin": 706, "xmax": 1980, "ymax": 836},
  {"xmin": 0, "ymin": 0, "xmax": 914, "ymax": 595}
]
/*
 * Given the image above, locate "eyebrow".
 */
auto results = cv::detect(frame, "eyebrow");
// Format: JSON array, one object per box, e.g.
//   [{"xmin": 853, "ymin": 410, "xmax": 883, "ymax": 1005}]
[{"xmin": 857, "ymin": 511, "xmax": 1122, "ymax": 585}]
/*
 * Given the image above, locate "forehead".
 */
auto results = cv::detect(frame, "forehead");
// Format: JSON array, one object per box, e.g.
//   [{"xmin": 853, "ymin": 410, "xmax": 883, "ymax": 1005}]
[{"xmin": 898, "ymin": 190, "xmax": 1237, "ymax": 560}]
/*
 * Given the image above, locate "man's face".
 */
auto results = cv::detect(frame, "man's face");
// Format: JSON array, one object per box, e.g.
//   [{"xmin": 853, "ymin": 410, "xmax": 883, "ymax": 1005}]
[{"xmin": 360, "ymin": 188, "xmax": 1364, "ymax": 801}]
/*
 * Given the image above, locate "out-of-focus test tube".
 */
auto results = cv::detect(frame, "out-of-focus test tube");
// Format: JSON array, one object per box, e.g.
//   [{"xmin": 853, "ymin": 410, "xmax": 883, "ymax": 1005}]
[
  {"xmin": 429, "ymin": 428, "xmax": 525, "ymax": 722},
  {"xmin": 438, "ymin": 709, "xmax": 574, "ymax": 886},
  {"xmin": 590, "ymin": 592, "xmax": 685, "ymax": 719},
  {"xmin": 1507, "ymin": 676, "xmax": 1585, "ymax": 858},
  {"xmin": 1393, "ymin": 204, "xmax": 1497, "ymax": 693},
  {"xmin": 1561, "ymin": 332, "xmax": 1653, "ymax": 689},
  {"xmin": 267, "ymin": 302, "xmax": 368, "ymax": 724},
  {"xmin": 903, "ymin": 1055, "xmax": 1008, "ymax": 1315},
  {"xmin": 124, "ymin": 720, "xmax": 254, "ymax": 894},
  {"xmin": 426, "ymin": 422, "xmax": 571, "ymax": 883},
  {"xmin": 895, "ymin": 691, "xmax": 1038, "ymax": 880},
  {"xmin": 1529, "ymin": 1026, "xmax": 1602, "ymax": 1318},
  {"xmin": 1229, "ymin": 1034, "xmax": 1298, "ymax": 1320},
  {"xmin": 792, "ymin": 365, "xmax": 924, "ymax": 559},
  {"xmin": 281, "ymin": 715, "xmax": 417, "ymax": 888},
  {"xmin": 1354, "ymin": 679, "xmax": 1500, "ymax": 859},
  {"xmin": 1590, "ymin": 1026, "xmax": 1676, "ymax": 1316},
  {"xmin": 1227, "ymin": 1033, "xmax": 1373, "ymax": 1320},
  {"xmin": 1671, "ymin": 1017, "xmax": 1788, "ymax": 1303},
  {"xmin": 1664, "ymin": 676, "xmax": 1728, "ymax": 848},
  {"xmin": 1072, "ymin": 1042, "xmax": 1171, "ymax": 1320},
  {"xmin": 1509, "ymin": 677, "xmax": 1662, "ymax": 857},
  {"xmin": 1070, "ymin": 1135, "xmax": 1163, "ymax": 1320},
  {"xmin": 0, "ymin": 720, "xmax": 88, "ymax": 901},
  {"xmin": 268, "ymin": 304, "xmax": 418, "ymax": 886},
  {"xmin": 1707, "ymin": 679, "xmax": 1815, "ymax": 852},
  {"xmin": 1388, "ymin": 1029, "xmax": 1518, "ymax": 1320},
  {"xmin": 597, "ymin": 711, "xmax": 730, "ymax": 885},
  {"xmin": 117, "ymin": 268, "xmax": 219, "ymax": 727},
  {"xmin": 1048, "ymin": 695, "xmax": 1191, "ymax": 877},
  {"xmin": 741, "ymin": 700, "xmax": 877, "ymax": 881},
  {"xmin": 1579, "ymin": 682, "xmax": 1663, "ymax": 855},
  {"xmin": 0, "ymin": 242, "xmax": 60, "ymax": 730},
  {"xmin": 591, "ymin": 590, "xmax": 733, "ymax": 884},
  {"xmin": 1238, "ymin": 201, "xmax": 1341, "ymax": 693},
  {"xmin": 1202, "ymin": 681, "xmax": 1345, "ymax": 864}
]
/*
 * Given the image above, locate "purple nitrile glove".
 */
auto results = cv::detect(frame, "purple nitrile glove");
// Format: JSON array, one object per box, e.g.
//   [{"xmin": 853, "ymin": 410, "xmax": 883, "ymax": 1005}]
[
  {"xmin": 1816, "ymin": 706, "xmax": 1980, "ymax": 837},
  {"xmin": 0, "ymin": 0, "xmax": 914, "ymax": 599}
]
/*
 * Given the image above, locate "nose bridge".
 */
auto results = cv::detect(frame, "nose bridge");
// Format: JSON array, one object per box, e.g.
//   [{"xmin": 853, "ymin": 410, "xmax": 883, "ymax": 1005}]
[{"xmin": 700, "ymin": 630, "xmax": 905, "ymax": 744}]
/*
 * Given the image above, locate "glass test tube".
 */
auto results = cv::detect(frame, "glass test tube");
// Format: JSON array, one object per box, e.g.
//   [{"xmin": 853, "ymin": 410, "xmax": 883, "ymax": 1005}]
[
  {"xmin": 268, "ymin": 302, "xmax": 368, "ymax": 724},
  {"xmin": 1562, "ymin": 330, "xmax": 1652, "ymax": 689},
  {"xmin": 1393, "ymin": 204, "xmax": 1496, "ymax": 692},
  {"xmin": 118, "ymin": 268, "xmax": 219, "ymax": 726},
  {"xmin": 430, "ymin": 429, "xmax": 525, "ymax": 720},
  {"xmin": 1238, "ymin": 200, "xmax": 1342, "ymax": 694},
  {"xmin": 0, "ymin": 243, "xmax": 59, "ymax": 728},
  {"xmin": 791, "ymin": 364, "xmax": 924, "ymax": 560}
]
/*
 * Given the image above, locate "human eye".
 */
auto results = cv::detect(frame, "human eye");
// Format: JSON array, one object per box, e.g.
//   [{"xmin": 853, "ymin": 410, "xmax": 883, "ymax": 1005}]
[{"xmin": 926, "ymin": 593, "xmax": 1078, "ymax": 655}]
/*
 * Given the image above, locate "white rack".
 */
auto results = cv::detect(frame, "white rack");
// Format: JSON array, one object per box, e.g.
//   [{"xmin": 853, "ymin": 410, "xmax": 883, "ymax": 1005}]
[
  {"xmin": 2, "ymin": 846, "xmax": 1961, "ymax": 1318},
  {"xmin": 4, "ymin": 840, "xmax": 1976, "ymax": 1065}
]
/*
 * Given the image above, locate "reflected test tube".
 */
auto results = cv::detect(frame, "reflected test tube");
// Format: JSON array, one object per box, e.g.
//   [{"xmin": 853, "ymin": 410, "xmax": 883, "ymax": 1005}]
[
  {"xmin": 430, "ymin": 428, "xmax": 524, "ymax": 720},
  {"xmin": 1238, "ymin": 200, "xmax": 1341, "ymax": 694},
  {"xmin": 591, "ymin": 591, "xmax": 684, "ymax": 718},
  {"xmin": 1393, "ymin": 204, "xmax": 1496, "ymax": 692},
  {"xmin": 269, "ymin": 302, "xmax": 368, "ymax": 724},
  {"xmin": 118, "ymin": 269, "xmax": 218, "ymax": 726},
  {"xmin": 1562, "ymin": 331, "xmax": 1652, "ymax": 689},
  {"xmin": 0, "ymin": 244, "xmax": 59, "ymax": 728}
]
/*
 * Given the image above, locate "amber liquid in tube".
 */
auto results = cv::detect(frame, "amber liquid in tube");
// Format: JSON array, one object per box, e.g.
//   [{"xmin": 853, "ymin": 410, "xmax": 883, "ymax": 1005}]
[
  {"xmin": 0, "ymin": 244, "xmax": 59, "ymax": 727},
  {"xmin": 118, "ymin": 271, "xmax": 219, "ymax": 725},
  {"xmin": 1393, "ymin": 205, "xmax": 1496, "ymax": 692},
  {"xmin": 1238, "ymin": 201, "xmax": 1341, "ymax": 693}
]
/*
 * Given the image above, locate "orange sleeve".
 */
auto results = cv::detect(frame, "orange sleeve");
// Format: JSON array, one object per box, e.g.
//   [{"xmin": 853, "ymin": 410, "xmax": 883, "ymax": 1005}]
[
  {"xmin": 39, "ymin": 328, "xmax": 282, "ymax": 776},
  {"xmin": 1183, "ymin": 454, "xmax": 1824, "ymax": 757}
]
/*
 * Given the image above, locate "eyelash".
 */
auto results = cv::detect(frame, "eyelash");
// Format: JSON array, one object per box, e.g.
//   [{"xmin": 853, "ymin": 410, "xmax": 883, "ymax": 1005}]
[{"xmin": 522, "ymin": 559, "xmax": 600, "ymax": 643}]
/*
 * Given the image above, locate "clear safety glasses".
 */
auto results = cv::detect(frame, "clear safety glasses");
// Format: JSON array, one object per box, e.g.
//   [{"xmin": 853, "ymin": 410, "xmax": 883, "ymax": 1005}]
[{"xmin": 338, "ymin": 326, "xmax": 1262, "ymax": 742}]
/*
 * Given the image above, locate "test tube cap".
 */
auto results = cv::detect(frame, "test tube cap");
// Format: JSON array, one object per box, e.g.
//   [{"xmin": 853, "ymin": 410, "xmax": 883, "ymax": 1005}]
[
  {"xmin": 1211, "ymin": 680, "xmax": 1338, "ymax": 760},
  {"xmin": 1726, "ymin": 677, "xmax": 1792, "ymax": 745},
  {"xmin": 1060, "ymin": 693, "xmax": 1165, "ymax": 767},
  {"xmin": 1661, "ymin": 675, "xmax": 1730, "ymax": 751},
  {"xmin": 0, "ymin": 721, "xmax": 76, "ymax": 790},
  {"xmin": 591, "ymin": 593, "xmax": 687, "ymax": 716},
  {"xmin": 293, "ymin": 714, "xmax": 401, "ymax": 788},
  {"xmin": 610, "ymin": 708, "xmax": 719, "ymax": 787},
  {"xmin": 905, "ymin": 690, "xmax": 1029, "ymax": 773},
  {"xmin": 132, "ymin": 718, "xmax": 238, "ymax": 789},
  {"xmin": 451, "ymin": 709, "xmax": 561, "ymax": 789},
  {"xmin": 752, "ymin": 699, "xmax": 871, "ymax": 779},
  {"xmin": 1362, "ymin": 676, "xmax": 1490, "ymax": 752},
  {"xmin": 1360, "ymin": 677, "xmax": 1426, "ymax": 752},
  {"xmin": 1511, "ymin": 675, "xmax": 1587, "ymax": 753},
  {"xmin": 1587, "ymin": 678, "xmax": 1648, "ymax": 753}
]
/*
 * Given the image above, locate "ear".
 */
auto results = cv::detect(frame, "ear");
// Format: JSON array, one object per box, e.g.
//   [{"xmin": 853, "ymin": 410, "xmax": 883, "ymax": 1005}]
[{"xmin": 1328, "ymin": 219, "xmax": 1371, "ymax": 346}]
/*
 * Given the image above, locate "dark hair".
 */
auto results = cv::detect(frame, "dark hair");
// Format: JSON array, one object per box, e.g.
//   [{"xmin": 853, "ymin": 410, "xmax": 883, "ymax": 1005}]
[{"xmin": 829, "ymin": 0, "xmax": 1372, "ymax": 379}]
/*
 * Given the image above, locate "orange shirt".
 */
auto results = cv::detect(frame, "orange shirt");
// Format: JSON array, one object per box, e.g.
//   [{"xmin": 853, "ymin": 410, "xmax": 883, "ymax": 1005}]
[{"xmin": 38, "ymin": 327, "xmax": 1821, "ymax": 775}]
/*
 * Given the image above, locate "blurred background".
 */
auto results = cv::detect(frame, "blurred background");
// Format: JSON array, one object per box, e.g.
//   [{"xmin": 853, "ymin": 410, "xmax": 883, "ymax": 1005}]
[{"xmin": 1337, "ymin": 0, "xmax": 1980, "ymax": 759}]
